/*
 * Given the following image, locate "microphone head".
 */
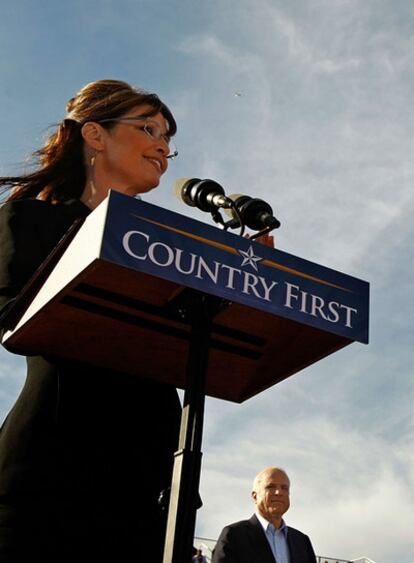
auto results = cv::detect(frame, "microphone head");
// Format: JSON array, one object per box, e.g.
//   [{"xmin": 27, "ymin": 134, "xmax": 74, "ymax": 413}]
[
  {"xmin": 173, "ymin": 177, "xmax": 226, "ymax": 211},
  {"xmin": 173, "ymin": 177, "xmax": 201, "ymax": 207},
  {"xmin": 225, "ymin": 194, "xmax": 279, "ymax": 230},
  {"xmin": 223, "ymin": 194, "xmax": 252, "ymax": 219}
]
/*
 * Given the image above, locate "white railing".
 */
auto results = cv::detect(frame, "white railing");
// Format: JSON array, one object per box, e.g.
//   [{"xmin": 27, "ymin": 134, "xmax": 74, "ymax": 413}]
[{"xmin": 194, "ymin": 537, "xmax": 377, "ymax": 563}]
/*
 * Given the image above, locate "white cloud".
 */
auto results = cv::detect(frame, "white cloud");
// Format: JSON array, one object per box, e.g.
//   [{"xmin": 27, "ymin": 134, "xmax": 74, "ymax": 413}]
[
  {"xmin": 313, "ymin": 58, "xmax": 362, "ymax": 74},
  {"xmin": 173, "ymin": 5, "xmax": 414, "ymax": 272}
]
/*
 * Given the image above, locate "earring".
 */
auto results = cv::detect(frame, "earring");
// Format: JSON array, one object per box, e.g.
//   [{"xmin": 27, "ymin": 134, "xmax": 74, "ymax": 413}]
[{"xmin": 90, "ymin": 154, "xmax": 96, "ymax": 167}]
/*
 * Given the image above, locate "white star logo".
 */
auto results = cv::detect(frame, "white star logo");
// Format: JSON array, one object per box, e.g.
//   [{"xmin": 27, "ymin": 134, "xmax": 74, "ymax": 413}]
[{"xmin": 238, "ymin": 245, "xmax": 263, "ymax": 271}]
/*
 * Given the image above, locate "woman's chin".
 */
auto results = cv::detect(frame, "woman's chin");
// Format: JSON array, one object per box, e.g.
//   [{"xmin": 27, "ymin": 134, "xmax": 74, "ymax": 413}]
[{"xmin": 112, "ymin": 182, "xmax": 158, "ymax": 198}]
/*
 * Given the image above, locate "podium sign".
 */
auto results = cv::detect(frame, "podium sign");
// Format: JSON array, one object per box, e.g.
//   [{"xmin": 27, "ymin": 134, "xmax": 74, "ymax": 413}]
[{"xmin": 2, "ymin": 191, "xmax": 369, "ymax": 402}]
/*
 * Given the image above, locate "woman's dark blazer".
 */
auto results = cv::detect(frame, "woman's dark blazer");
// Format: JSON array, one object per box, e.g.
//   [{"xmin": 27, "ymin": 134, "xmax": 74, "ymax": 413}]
[
  {"xmin": 0, "ymin": 198, "xmax": 181, "ymax": 561},
  {"xmin": 212, "ymin": 514, "xmax": 317, "ymax": 563}
]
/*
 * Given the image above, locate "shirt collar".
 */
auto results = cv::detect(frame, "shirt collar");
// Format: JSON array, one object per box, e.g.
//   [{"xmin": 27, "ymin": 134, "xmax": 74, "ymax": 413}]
[{"xmin": 255, "ymin": 512, "xmax": 288, "ymax": 538}]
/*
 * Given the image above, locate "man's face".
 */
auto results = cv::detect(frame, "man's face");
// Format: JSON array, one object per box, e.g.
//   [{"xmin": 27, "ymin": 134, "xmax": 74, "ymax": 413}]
[{"xmin": 251, "ymin": 469, "xmax": 290, "ymax": 522}]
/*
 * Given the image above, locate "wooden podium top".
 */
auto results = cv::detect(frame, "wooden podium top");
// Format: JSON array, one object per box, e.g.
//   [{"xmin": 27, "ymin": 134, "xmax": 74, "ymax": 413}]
[{"xmin": 2, "ymin": 192, "xmax": 368, "ymax": 403}]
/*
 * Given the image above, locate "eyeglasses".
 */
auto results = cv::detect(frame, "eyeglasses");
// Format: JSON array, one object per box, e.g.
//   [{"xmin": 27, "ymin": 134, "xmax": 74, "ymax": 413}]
[{"xmin": 97, "ymin": 116, "xmax": 178, "ymax": 159}]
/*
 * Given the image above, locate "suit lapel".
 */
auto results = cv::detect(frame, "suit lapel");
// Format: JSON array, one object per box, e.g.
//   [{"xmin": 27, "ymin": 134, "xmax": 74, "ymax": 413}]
[
  {"xmin": 247, "ymin": 514, "xmax": 277, "ymax": 563},
  {"xmin": 287, "ymin": 527, "xmax": 304, "ymax": 563}
]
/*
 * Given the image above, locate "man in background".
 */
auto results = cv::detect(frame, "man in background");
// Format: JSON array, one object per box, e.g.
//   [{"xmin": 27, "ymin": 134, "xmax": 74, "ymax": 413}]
[
  {"xmin": 212, "ymin": 467, "xmax": 316, "ymax": 563},
  {"xmin": 192, "ymin": 547, "xmax": 208, "ymax": 562}
]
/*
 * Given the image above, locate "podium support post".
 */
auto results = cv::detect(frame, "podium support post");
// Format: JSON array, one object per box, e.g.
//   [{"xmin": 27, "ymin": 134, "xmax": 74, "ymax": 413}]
[{"xmin": 163, "ymin": 292, "xmax": 219, "ymax": 563}]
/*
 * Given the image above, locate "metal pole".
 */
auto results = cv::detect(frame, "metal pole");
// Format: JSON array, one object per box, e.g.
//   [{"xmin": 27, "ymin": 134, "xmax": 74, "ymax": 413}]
[{"xmin": 163, "ymin": 292, "xmax": 215, "ymax": 563}]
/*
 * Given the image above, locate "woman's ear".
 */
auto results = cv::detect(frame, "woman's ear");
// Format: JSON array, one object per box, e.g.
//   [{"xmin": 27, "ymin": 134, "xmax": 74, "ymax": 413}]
[{"xmin": 81, "ymin": 122, "xmax": 106, "ymax": 151}]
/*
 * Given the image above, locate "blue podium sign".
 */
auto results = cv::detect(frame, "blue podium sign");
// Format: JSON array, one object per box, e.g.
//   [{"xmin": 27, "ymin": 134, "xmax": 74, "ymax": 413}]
[{"xmin": 102, "ymin": 191, "xmax": 369, "ymax": 344}]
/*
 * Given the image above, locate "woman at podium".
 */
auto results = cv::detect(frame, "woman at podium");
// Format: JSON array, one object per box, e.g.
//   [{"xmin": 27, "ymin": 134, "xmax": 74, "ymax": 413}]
[{"xmin": 0, "ymin": 80, "xmax": 181, "ymax": 562}]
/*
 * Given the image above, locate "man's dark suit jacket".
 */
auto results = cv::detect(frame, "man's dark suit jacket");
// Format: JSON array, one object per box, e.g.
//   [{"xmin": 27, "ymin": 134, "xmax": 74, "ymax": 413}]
[{"xmin": 212, "ymin": 514, "xmax": 317, "ymax": 563}]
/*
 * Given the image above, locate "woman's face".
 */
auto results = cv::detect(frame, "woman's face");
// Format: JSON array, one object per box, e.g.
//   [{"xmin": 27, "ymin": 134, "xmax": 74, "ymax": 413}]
[{"xmin": 94, "ymin": 105, "xmax": 172, "ymax": 198}]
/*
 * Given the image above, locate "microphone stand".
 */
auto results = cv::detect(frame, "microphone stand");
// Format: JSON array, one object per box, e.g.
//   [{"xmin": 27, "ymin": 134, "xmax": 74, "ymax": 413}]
[{"xmin": 162, "ymin": 289, "xmax": 227, "ymax": 563}]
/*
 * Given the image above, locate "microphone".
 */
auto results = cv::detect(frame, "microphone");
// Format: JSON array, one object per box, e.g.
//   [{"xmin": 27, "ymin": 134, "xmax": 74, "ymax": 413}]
[
  {"xmin": 173, "ymin": 177, "xmax": 233, "ymax": 212},
  {"xmin": 225, "ymin": 194, "xmax": 281, "ymax": 230}
]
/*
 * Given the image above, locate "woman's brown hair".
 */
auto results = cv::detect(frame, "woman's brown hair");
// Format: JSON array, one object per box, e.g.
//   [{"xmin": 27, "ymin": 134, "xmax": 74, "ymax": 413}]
[{"xmin": 0, "ymin": 79, "xmax": 177, "ymax": 203}]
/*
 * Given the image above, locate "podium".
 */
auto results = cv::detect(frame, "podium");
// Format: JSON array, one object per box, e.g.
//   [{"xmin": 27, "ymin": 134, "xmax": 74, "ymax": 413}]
[{"xmin": 2, "ymin": 191, "xmax": 369, "ymax": 562}]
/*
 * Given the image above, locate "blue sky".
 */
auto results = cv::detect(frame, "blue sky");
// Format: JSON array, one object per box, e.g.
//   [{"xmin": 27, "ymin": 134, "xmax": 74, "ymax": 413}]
[{"xmin": 1, "ymin": 1, "xmax": 414, "ymax": 561}]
